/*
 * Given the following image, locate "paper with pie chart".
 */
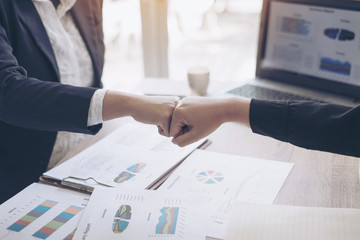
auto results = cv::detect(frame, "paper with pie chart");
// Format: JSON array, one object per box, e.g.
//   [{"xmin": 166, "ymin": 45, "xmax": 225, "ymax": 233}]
[
  {"xmin": 73, "ymin": 188, "xmax": 208, "ymax": 240},
  {"xmin": 43, "ymin": 123, "xmax": 206, "ymax": 191},
  {"xmin": 159, "ymin": 150, "xmax": 294, "ymax": 239}
]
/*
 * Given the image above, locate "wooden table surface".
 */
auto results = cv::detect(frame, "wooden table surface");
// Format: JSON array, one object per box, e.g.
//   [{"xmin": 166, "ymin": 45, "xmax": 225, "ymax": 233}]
[{"xmin": 58, "ymin": 117, "xmax": 360, "ymax": 240}]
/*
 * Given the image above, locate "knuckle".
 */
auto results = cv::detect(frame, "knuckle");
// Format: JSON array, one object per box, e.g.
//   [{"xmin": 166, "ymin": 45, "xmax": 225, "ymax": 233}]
[{"xmin": 171, "ymin": 109, "xmax": 179, "ymax": 119}]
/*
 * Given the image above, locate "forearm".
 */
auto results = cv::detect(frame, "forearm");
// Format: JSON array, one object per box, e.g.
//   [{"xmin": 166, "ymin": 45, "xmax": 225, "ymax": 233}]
[
  {"xmin": 0, "ymin": 75, "xmax": 98, "ymax": 133},
  {"xmin": 250, "ymin": 99, "xmax": 360, "ymax": 157},
  {"xmin": 0, "ymin": 22, "xmax": 101, "ymax": 133},
  {"xmin": 102, "ymin": 90, "xmax": 137, "ymax": 121}
]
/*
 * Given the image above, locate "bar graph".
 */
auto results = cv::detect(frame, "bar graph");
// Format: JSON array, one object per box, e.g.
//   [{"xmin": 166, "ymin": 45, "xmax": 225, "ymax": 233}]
[
  {"xmin": 32, "ymin": 206, "xmax": 82, "ymax": 239},
  {"xmin": 0, "ymin": 184, "xmax": 89, "ymax": 240},
  {"xmin": 7, "ymin": 200, "xmax": 58, "ymax": 232},
  {"xmin": 63, "ymin": 229, "xmax": 76, "ymax": 240},
  {"xmin": 155, "ymin": 207, "xmax": 179, "ymax": 234}
]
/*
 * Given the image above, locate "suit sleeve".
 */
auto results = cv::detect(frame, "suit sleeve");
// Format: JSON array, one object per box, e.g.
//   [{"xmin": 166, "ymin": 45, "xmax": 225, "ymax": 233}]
[
  {"xmin": 0, "ymin": 24, "xmax": 101, "ymax": 134},
  {"xmin": 249, "ymin": 99, "xmax": 360, "ymax": 157}
]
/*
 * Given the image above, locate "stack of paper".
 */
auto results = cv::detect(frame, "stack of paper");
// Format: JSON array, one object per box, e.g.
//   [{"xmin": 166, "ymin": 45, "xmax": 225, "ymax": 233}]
[
  {"xmin": 225, "ymin": 202, "xmax": 360, "ymax": 240},
  {"xmin": 0, "ymin": 124, "xmax": 298, "ymax": 240},
  {"xmin": 158, "ymin": 150, "xmax": 294, "ymax": 239},
  {"xmin": 43, "ymin": 123, "xmax": 206, "ymax": 192}
]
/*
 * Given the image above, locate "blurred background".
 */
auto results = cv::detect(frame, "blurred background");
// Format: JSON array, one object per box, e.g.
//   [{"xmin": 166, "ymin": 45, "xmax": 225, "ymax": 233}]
[{"xmin": 102, "ymin": 0, "xmax": 263, "ymax": 94}]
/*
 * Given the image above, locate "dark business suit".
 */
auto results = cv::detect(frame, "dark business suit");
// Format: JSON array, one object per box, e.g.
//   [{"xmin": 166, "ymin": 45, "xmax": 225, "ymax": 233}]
[
  {"xmin": 0, "ymin": 0, "xmax": 104, "ymax": 203},
  {"xmin": 250, "ymin": 99, "xmax": 360, "ymax": 157}
]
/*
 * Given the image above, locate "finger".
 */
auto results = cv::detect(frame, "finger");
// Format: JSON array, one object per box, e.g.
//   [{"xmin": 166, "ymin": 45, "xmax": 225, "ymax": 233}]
[
  {"xmin": 172, "ymin": 129, "xmax": 199, "ymax": 147},
  {"xmin": 157, "ymin": 125, "xmax": 166, "ymax": 137},
  {"xmin": 170, "ymin": 112, "xmax": 186, "ymax": 137},
  {"xmin": 160, "ymin": 99, "xmax": 180, "ymax": 137},
  {"xmin": 174, "ymin": 96, "xmax": 181, "ymax": 106},
  {"xmin": 169, "ymin": 99, "xmax": 182, "ymax": 136},
  {"xmin": 170, "ymin": 119, "xmax": 186, "ymax": 138},
  {"xmin": 159, "ymin": 123, "xmax": 169, "ymax": 137}
]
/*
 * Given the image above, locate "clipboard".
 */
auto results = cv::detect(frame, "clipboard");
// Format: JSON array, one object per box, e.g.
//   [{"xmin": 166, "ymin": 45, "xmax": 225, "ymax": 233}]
[{"xmin": 40, "ymin": 123, "xmax": 211, "ymax": 194}]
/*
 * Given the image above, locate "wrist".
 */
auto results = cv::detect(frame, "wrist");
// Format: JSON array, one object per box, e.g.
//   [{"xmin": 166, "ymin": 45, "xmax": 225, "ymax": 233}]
[
  {"xmin": 222, "ymin": 97, "xmax": 251, "ymax": 126},
  {"xmin": 102, "ymin": 90, "xmax": 138, "ymax": 121}
]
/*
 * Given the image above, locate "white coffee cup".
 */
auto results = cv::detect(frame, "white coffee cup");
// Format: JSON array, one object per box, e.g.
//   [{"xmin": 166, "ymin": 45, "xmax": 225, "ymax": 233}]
[{"xmin": 187, "ymin": 66, "xmax": 210, "ymax": 96}]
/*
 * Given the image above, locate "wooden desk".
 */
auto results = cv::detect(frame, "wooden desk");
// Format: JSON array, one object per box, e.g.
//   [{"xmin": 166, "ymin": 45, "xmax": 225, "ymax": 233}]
[{"xmin": 58, "ymin": 117, "xmax": 360, "ymax": 240}]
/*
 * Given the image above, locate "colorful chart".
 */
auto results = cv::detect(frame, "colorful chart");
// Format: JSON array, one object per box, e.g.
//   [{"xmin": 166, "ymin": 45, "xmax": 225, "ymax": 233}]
[
  {"xmin": 281, "ymin": 17, "xmax": 309, "ymax": 36},
  {"xmin": 113, "ymin": 163, "xmax": 146, "ymax": 183},
  {"xmin": 7, "ymin": 200, "xmax": 58, "ymax": 232},
  {"xmin": 112, "ymin": 205, "xmax": 132, "ymax": 233},
  {"xmin": 324, "ymin": 28, "xmax": 355, "ymax": 41},
  {"xmin": 197, "ymin": 171, "xmax": 224, "ymax": 184},
  {"xmin": 63, "ymin": 229, "xmax": 76, "ymax": 240},
  {"xmin": 32, "ymin": 205, "xmax": 82, "ymax": 239},
  {"xmin": 320, "ymin": 57, "xmax": 351, "ymax": 76},
  {"xmin": 113, "ymin": 171, "xmax": 135, "ymax": 183},
  {"xmin": 127, "ymin": 163, "xmax": 146, "ymax": 173},
  {"xmin": 155, "ymin": 207, "xmax": 179, "ymax": 234},
  {"xmin": 324, "ymin": 28, "xmax": 339, "ymax": 39}
]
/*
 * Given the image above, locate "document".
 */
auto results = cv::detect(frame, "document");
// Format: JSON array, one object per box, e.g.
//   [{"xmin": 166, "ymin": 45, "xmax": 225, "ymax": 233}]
[
  {"xmin": 0, "ymin": 183, "xmax": 89, "ymax": 240},
  {"xmin": 226, "ymin": 202, "xmax": 360, "ymax": 240},
  {"xmin": 43, "ymin": 123, "xmax": 205, "ymax": 191},
  {"xmin": 73, "ymin": 188, "xmax": 209, "ymax": 240},
  {"xmin": 159, "ymin": 150, "xmax": 294, "ymax": 239}
]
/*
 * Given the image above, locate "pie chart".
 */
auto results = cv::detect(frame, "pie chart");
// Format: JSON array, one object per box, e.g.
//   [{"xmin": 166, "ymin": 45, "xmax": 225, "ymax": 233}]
[
  {"xmin": 197, "ymin": 171, "xmax": 224, "ymax": 184},
  {"xmin": 112, "ymin": 205, "xmax": 132, "ymax": 233}
]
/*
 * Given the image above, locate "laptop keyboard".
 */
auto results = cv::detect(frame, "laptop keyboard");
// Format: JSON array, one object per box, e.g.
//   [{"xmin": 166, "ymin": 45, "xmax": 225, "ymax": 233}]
[{"xmin": 226, "ymin": 84, "xmax": 325, "ymax": 102}]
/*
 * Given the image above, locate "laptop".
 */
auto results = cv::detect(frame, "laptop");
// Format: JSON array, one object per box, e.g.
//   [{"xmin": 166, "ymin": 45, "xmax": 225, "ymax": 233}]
[{"xmin": 217, "ymin": 0, "xmax": 360, "ymax": 106}]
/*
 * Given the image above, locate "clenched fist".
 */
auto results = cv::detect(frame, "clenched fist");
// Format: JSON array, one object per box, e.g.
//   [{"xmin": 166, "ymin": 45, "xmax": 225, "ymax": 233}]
[
  {"xmin": 102, "ymin": 91, "xmax": 179, "ymax": 136},
  {"xmin": 170, "ymin": 97, "xmax": 250, "ymax": 147}
]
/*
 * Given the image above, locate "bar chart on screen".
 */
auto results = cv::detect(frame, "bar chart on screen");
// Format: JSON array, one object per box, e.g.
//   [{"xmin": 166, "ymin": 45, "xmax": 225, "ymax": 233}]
[{"xmin": 0, "ymin": 183, "xmax": 88, "ymax": 240}]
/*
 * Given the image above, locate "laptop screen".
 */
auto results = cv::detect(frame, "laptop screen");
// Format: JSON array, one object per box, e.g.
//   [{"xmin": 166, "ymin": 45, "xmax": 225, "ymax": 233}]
[{"xmin": 257, "ymin": 0, "xmax": 360, "ymax": 97}]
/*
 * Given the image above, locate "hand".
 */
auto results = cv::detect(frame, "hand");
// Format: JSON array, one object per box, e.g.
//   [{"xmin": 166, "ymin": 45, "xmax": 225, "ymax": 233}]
[
  {"xmin": 102, "ymin": 91, "xmax": 179, "ymax": 137},
  {"xmin": 170, "ymin": 97, "xmax": 250, "ymax": 147},
  {"xmin": 170, "ymin": 97, "xmax": 227, "ymax": 147},
  {"xmin": 129, "ymin": 95, "xmax": 180, "ymax": 137}
]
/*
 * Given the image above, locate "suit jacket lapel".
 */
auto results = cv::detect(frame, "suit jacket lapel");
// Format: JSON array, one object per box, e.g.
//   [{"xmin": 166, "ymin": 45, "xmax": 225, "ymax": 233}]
[
  {"xmin": 16, "ymin": 0, "xmax": 60, "ymax": 81},
  {"xmin": 71, "ymin": 0, "xmax": 104, "ymax": 88}
]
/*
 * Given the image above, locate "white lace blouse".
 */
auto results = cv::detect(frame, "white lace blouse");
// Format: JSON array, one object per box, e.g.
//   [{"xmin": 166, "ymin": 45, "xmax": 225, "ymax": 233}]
[{"xmin": 32, "ymin": 0, "xmax": 107, "ymax": 169}]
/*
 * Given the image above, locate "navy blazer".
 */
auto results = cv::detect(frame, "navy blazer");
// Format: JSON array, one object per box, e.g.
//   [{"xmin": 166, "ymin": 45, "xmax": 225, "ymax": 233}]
[
  {"xmin": 0, "ymin": 0, "xmax": 105, "ymax": 203},
  {"xmin": 250, "ymin": 99, "xmax": 360, "ymax": 157}
]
